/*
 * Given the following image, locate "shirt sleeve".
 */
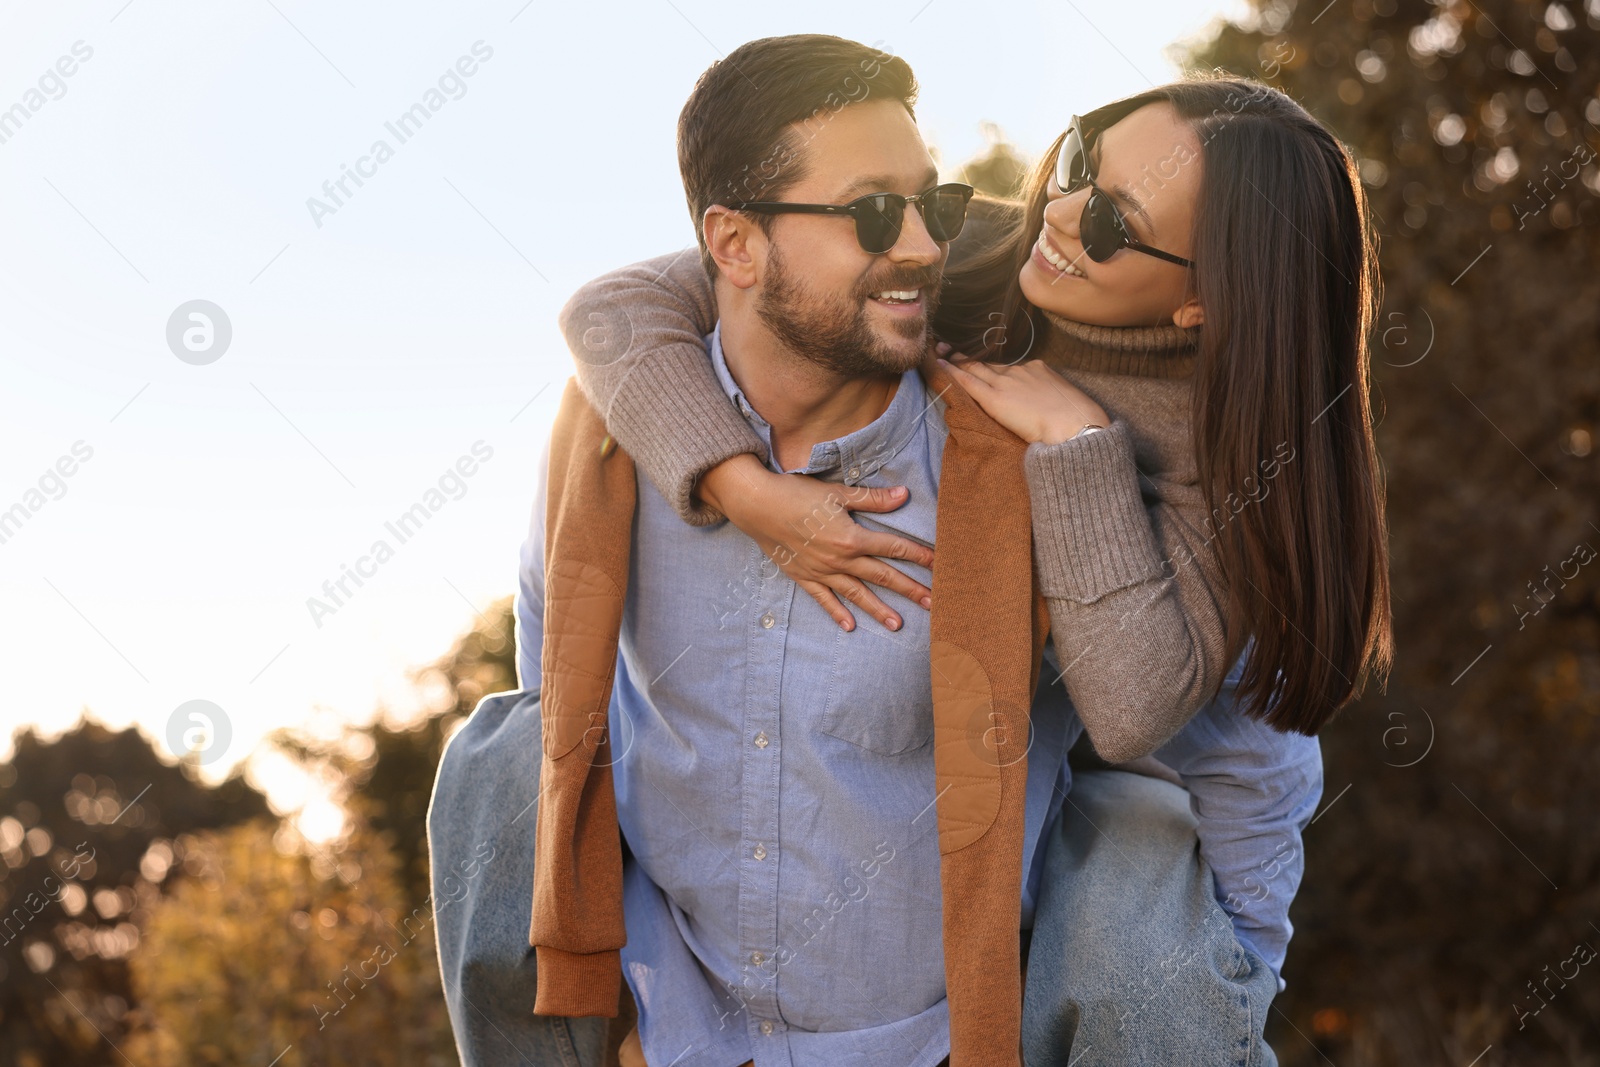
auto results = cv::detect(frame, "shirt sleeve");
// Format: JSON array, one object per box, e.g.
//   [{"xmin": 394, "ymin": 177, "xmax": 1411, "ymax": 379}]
[
  {"xmin": 556, "ymin": 249, "xmax": 769, "ymax": 527},
  {"xmin": 1151, "ymin": 656, "xmax": 1324, "ymax": 993},
  {"xmin": 514, "ymin": 428, "xmax": 554, "ymax": 691}
]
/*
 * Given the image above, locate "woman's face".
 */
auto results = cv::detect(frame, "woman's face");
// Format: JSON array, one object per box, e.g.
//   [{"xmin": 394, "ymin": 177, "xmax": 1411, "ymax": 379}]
[{"xmin": 1018, "ymin": 101, "xmax": 1205, "ymax": 328}]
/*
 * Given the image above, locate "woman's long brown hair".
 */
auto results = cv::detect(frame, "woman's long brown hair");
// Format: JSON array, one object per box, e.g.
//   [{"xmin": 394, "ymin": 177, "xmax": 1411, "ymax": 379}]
[{"xmin": 934, "ymin": 74, "xmax": 1394, "ymax": 735}]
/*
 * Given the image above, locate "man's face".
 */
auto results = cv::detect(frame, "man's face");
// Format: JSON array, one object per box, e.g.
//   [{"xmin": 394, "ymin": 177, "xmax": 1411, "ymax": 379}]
[{"xmin": 750, "ymin": 99, "xmax": 948, "ymax": 378}]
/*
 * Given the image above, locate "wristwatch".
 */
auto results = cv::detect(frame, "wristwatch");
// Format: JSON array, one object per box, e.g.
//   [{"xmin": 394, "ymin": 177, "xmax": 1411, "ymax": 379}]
[{"xmin": 1072, "ymin": 423, "xmax": 1107, "ymax": 440}]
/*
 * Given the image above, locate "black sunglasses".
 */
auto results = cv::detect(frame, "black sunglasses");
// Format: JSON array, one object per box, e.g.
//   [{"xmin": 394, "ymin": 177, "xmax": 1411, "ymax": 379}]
[
  {"xmin": 728, "ymin": 182, "xmax": 975, "ymax": 255},
  {"xmin": 1053, "ymin": 117, "xmax": 1194, "ymax": 269}
]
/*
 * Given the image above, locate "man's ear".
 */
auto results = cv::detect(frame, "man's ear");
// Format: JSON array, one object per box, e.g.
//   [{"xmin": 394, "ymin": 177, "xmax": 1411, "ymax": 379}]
[
  {"xmin": 1172, "ymin": 294, "xmax": 1205, "ymax": 329},
  {"xmin": 703, "ymin": 206, "xmax": 760, "ymax": 289}
]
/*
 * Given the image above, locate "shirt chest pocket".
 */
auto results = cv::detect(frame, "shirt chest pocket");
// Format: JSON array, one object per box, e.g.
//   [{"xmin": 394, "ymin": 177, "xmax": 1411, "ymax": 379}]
[{"xmin": 815, "ymin": 605, "xmax": 934, "ymax": 755}]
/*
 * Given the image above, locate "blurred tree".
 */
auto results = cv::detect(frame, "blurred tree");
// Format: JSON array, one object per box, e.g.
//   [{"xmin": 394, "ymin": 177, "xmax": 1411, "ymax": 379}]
[
  {"xmin": 124, "ymin": 817, "xmax": 457, "ymax": 1066},
  {"xmin": 373, "ymin": 595, "xmax": 517, "ymax": 903},
  {"xmin": 0, "ymin": 721, "xmax": 268, "ymax": 1067},
  {"xmin": 268, "ymin": 596, "xmax": 516, "ymax": 904},
  {"xmin": 1178, "ymin": 1, "xmax": 1600, "ymax": 1063},
  {"xmin": 0, "ymin": 601, "xmax": 515, "ymax": 1066},
  {"xmin": 955, "ymin": 120, "xmax": 1033, "ymax": 197}
]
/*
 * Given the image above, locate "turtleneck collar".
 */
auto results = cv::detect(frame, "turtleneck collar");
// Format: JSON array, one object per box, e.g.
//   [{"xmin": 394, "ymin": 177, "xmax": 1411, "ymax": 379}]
[{"xmin": 1033, "ymin": 308, "xmax": 1201, "ymax": 380}]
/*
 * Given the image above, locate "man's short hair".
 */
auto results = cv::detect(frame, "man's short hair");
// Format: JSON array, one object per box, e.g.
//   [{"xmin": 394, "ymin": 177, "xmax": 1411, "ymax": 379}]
[{"xmin": 677, "ymin": 34, "xmax": 919, "ymax": 277}]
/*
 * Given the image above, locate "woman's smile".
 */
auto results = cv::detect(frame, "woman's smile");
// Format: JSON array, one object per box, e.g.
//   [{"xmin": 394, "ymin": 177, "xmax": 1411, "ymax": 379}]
[{"xmin": 1031, "ymin": 228, "xmax": 1088, "ymax": 279}]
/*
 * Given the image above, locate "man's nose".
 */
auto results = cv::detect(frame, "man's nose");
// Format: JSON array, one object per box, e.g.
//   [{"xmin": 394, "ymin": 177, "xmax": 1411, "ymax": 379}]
[{"xmin": 886, "ymin": 201, "xmax": 942, "ymax": 265}]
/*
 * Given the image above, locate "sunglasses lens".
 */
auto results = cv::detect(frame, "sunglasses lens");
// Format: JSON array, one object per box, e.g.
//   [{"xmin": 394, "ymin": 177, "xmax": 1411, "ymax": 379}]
[
  {"xmin": 854, "ymin": 194, "xmax": 902, "ymax": 254},
  {"xmin": 923, "ymin": 186, "xmax": 970, "ymax": 241},
  {"xmin": 850, "ymin": 185, "xmax": 971, "ymax": 253},
  {"xmin": 1057, "ymin": 127, "xmax": 1089, "ymax": 193},
  {"xmin": 1081, "ymin": 191, "xmax": 1125, "ymax": 262}
]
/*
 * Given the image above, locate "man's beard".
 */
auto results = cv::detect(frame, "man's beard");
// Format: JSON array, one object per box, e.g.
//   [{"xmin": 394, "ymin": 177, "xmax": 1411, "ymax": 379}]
[{"xmin": 754, "ymin": 243, "xmax": 942, "ymax": 378}]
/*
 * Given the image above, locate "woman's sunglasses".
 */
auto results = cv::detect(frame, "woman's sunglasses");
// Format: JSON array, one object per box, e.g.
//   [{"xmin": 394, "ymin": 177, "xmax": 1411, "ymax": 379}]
[
  {"xmin": 728, "ymin": 182, "xmax": 975, "ymax": 255},
  {"xmin": 1053, "ymin": 117, "xmax": 1195, "ymax": 269}
]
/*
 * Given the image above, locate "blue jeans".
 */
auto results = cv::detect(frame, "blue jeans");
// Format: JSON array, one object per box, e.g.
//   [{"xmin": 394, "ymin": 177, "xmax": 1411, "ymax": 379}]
[
  {"xmin": 428, "ymin": 690, "xmax": 1277, "ymax": 1067},
  {"xmin": 427, "ymin": 688, "xmax": 609, "ymax": 1067},
  {"xmin": 1021, "ymin": 768, "xmax": 1280, "ymax": 1067}
]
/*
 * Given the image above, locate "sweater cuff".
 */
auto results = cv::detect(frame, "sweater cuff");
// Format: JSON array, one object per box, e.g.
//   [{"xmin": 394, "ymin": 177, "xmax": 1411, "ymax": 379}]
[
  {"xmin": 604, "ymin": 354, "xmax": 770, "ymax": 528},
  {"xmin": 531, "ymin": 945, "xmax": 622, "ymax": 1017},
  {"xmin": 1023, "ymin": 419, "xmax": 1167, "ymax": 603}
]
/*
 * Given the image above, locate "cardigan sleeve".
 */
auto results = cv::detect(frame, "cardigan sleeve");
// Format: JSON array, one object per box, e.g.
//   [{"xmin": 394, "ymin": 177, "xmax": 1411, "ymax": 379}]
[
  {"xmin": 1023, "ymin": 419, "xmax": 1232, "ymax": 762},
  {"xmin": 556, "ymin": 249, "xmax": 768, "ymax": 527}
]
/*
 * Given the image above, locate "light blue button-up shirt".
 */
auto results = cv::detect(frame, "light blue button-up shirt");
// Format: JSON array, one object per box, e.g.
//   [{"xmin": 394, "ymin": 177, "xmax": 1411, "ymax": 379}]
[{"xmin": 514, "ymin": 325, "xmax": 1320, "ymax": 1067}]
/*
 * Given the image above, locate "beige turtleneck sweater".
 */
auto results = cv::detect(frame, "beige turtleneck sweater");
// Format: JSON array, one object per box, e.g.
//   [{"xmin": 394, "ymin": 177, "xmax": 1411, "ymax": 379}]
[{"xmin": 556, "ymin": 250, "xmax": 1229, "ymax": 761}]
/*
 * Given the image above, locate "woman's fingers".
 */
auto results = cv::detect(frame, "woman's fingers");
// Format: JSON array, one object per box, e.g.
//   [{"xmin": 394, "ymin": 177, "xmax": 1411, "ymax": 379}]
[
  {"xmin": 853, "ymin": 527, "xmax": 934, "ymax": 571},
  {"xmin": 796, "ymin": 569, "xmax": 921, "ymax": 632},
  {"xmin": 939, "ymin": 358, "xmax": 1001, "ymax": 415},
  {"xmin": 939, "ymin": 356, "xmax": 999, "ymax": 388},
  {"xmin": 736, "ymin": 468, "xmax": 937, "ymax": 630},
  {"xmin": 797, "ymin": 579, "xmax": 857, "ymax": 632},
  {"xmin": 847, "ymin": 554, "xmax": 932, "ymax": 610},
  {"xmin": 827, "ymin": 574, "xmax": 903, "ymax": 631},
  {"xmin": 840, "ymin": 484, "xmax": 910, "ymax": 514}
]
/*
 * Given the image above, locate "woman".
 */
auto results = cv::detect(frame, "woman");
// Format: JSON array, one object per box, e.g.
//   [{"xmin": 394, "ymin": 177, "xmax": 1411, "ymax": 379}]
[{"xmin": 560, "ymin": 74, "xmax": 1390, "ymax": 1060}]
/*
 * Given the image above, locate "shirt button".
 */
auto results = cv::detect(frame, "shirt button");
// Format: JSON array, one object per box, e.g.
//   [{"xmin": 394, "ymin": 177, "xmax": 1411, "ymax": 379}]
[
  {"xmin": 753, "ymin": 843, "xmax": 767, "ymax": 860},
  {"xmin": 759, "ymin": 1020, "xmax": 774, "ymax": 1036},
  {"xmin": 759, "ymin": 611, "xmax": 775, "ymax": 629},
  {"xmin": 754, "ymin": 731, "xmax": 769, "ymax": 748},
  {"xmin": 847, "ymin": 465, "xmax": 861, "ymax": 481},
  {"xmin": 750, "ymin": 950, "xmax": 765, "ymax": 965}
]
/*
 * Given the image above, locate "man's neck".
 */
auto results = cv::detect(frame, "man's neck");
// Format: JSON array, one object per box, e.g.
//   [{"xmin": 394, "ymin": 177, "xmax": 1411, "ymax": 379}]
[{"xmin": 719, "ymin": 314, "xmax": 901, "ymax": 474}]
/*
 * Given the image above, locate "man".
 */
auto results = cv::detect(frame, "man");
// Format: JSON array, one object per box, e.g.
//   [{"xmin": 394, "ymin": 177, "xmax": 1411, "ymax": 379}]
[{"xmin": 428, "ymin": 34, "xmax": 1311, "ymax": 1067}]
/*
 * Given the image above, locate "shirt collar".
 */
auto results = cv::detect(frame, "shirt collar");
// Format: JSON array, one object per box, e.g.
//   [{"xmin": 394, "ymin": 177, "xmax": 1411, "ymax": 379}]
[{"xmin": 708, "ymin": 321, "xmax": 929, "ymax": 484}]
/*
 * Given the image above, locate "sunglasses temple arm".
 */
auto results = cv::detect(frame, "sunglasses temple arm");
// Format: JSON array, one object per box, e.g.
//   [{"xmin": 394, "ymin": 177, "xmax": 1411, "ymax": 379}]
[{"xmin": 1133, "ymin": 243, "xmax": 1194, "ymax": 268}]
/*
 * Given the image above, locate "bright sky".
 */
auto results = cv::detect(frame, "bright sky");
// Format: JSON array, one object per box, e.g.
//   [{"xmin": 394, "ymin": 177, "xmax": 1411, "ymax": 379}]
[{"xmin": 0, "ymin": 0, "xmax": 1241, "ymax": 814}]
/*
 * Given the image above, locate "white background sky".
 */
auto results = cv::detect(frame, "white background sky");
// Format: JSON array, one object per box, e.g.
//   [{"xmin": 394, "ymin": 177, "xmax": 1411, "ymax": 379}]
[{"xmin": 0, "ymin": 0, "xmax": 1242, "ymax": 809}]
